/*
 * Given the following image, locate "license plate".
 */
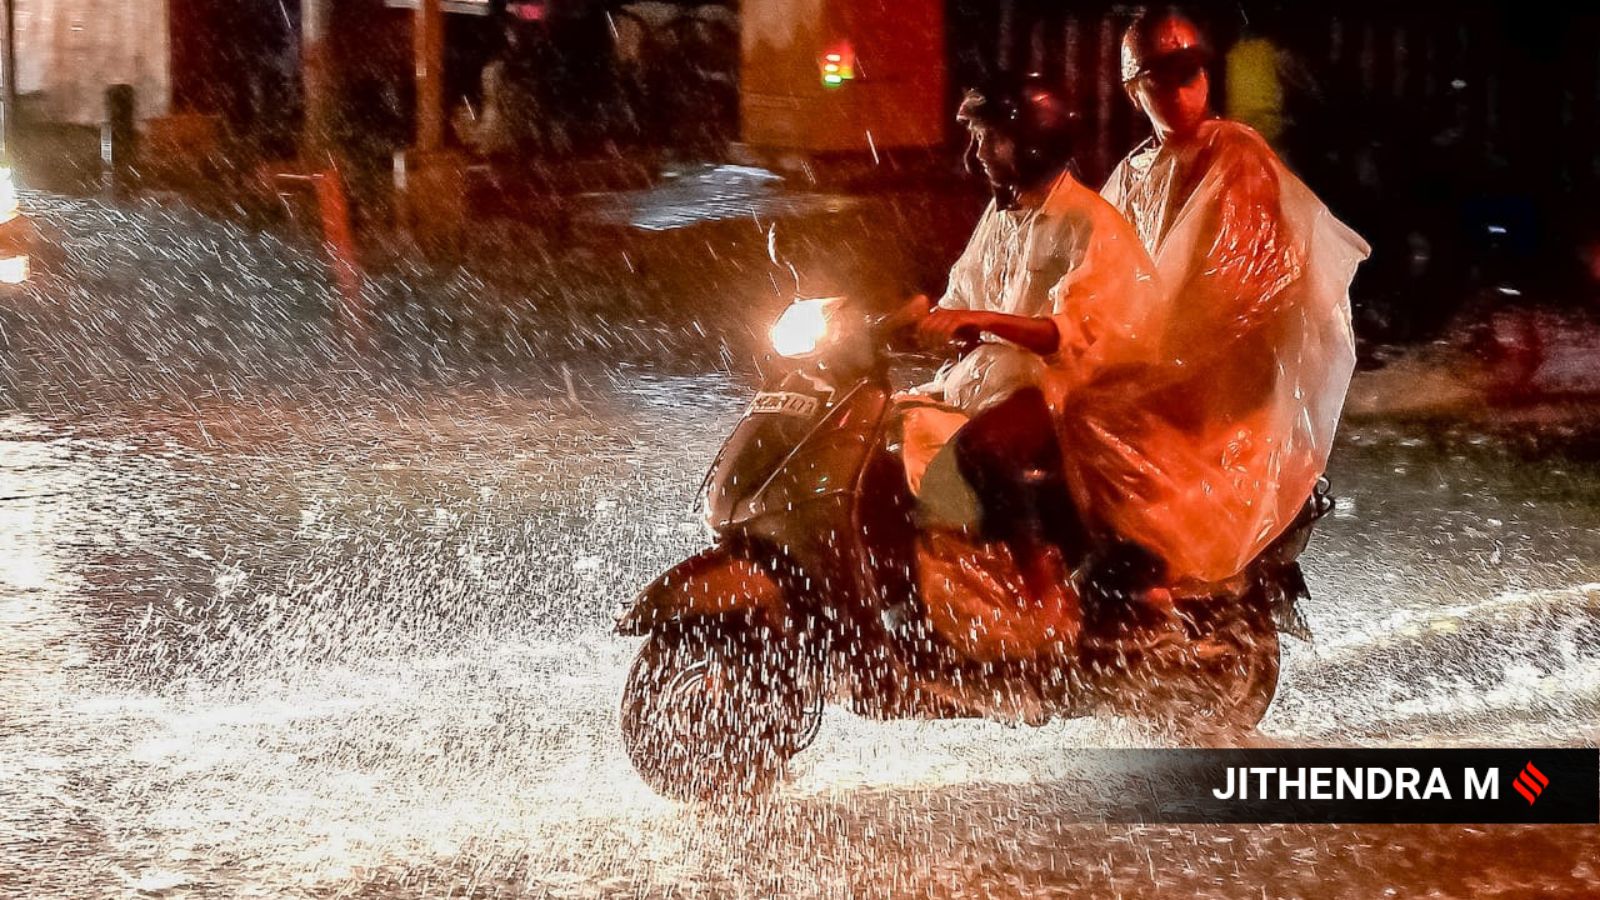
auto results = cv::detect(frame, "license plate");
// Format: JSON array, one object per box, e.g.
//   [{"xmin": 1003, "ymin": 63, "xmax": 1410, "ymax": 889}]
[{"xmin": 750, "ymin": 391, "xmax": 820, "ymax": 418}]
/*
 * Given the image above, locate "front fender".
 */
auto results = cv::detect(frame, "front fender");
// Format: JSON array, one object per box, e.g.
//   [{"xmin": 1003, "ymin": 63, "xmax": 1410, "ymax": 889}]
[{"xmin": 615, "ymin": 547, "xmax": 791, "ymax": 637}]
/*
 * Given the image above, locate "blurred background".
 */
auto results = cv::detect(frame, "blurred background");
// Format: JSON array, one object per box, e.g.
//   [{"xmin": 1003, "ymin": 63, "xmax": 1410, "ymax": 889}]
[
  {"xmin": 8, "ymin": 1, "xmax": 1599, "ymax": 345},
  {"xmin": 3, "ymin": 4, "xmax": 1600, "ymax": 895}
]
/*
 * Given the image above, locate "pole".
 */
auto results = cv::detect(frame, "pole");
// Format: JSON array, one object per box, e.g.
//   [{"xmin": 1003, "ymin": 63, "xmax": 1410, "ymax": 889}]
[
  {"xmin": 0, "ymin": 0, "xmax": 15, "ymax": 157},
  {"xmin": 414, "ymin": 0, "xmax": 444, "ymax": 152},
  {"xmin": 395, "ymin": 0, "xmax": 461, "ymax": 258},
  {"xmin": 301, "ymin": 0, "xmax": 335, "ymax": 160},
  {"xmin": 295, "ymin": 1, "xmax": 365, "ymax": 334}
]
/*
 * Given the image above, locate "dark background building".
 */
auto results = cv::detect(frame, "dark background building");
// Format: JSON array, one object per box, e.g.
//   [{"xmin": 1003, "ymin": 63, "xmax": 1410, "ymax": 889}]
[{"xmin": 134, "ymin": 1, "xmax": 1600, "ymax": 339}]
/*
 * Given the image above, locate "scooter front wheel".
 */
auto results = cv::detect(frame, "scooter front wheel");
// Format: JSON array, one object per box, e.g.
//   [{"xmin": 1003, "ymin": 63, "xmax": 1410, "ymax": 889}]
[{"xmin": 620, "ymin": 620, "xmax": 814, "ymax": 802}]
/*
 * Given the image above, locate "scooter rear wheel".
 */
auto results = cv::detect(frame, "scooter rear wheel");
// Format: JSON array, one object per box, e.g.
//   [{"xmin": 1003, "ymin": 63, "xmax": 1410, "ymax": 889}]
[{"xmin": 620, "ymin": 621, "xmax": 813, "ymax": 802}]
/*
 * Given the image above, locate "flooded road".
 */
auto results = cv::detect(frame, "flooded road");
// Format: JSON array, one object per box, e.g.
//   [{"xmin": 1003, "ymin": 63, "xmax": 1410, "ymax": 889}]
[{"xmin": 2, "ymin": 194, "xmax": 1598, "ymax": 897}]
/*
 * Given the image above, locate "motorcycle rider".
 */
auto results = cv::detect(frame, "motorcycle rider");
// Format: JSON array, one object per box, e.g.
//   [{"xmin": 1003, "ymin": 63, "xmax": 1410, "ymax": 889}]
[
  {"xmin": 1086, "ymin": 9, "xmax": 1369, "ymax": 585},
  {"xmin": 898, "ymin": 75, "xmax": 1161, "ymax": 659}
]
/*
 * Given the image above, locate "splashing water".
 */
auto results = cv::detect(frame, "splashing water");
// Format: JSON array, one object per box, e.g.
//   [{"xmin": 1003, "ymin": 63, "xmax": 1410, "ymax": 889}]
[{"xmin": 1, "ymin": 194, "xmax": 1598, "ymax": 897}]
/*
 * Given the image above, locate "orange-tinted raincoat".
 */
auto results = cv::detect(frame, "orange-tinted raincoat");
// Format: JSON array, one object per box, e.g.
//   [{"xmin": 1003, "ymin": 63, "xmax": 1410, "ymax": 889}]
[{"xmin": 1086, "ymin": 119, "xmax": 1369, "ymax": 584}]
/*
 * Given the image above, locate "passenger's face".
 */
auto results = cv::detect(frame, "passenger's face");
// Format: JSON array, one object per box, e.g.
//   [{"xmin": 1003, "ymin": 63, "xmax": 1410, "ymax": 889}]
[
  {"xmin": 1128, "ymin": 63, "xmax": 1210, "ymax": 140},
  {"xmin": 968, "ymin": 122, "xmax": 1019, "ymax": 190}
]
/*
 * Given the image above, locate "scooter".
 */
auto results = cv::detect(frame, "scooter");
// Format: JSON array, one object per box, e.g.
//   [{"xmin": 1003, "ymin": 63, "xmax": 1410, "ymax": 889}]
[{"xmin": 615, "ymin": 295, "xmax": 1327, "ymax": 801}]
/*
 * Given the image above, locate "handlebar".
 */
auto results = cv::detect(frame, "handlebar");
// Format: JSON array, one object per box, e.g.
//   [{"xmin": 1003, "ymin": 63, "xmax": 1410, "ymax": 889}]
[{"xmin": 869, "ymin": 306, "xmax": 982, "ymax": 360}]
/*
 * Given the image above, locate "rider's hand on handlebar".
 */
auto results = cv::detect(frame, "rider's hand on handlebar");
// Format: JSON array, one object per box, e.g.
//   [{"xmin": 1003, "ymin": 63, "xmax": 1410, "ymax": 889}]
[{"xmin": 915, "ymin": 308, "xmax": 990, "ymax": 353}]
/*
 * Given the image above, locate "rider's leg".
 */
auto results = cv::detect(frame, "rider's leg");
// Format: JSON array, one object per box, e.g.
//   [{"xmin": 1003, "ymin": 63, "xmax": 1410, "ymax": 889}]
[
  {"xmin": 953, "ymin": 388, "xmax": 1085, "ymax": 647},
  {"xmin": 952, "ymin": 388, "xmax": 1080, "ymax": 543}
]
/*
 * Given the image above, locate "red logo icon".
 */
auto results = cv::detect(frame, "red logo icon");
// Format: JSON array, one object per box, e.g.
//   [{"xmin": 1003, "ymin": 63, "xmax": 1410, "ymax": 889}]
[{"xmin": 1512, "ymin": 761, "xmax": 1549, "ymax": 805}]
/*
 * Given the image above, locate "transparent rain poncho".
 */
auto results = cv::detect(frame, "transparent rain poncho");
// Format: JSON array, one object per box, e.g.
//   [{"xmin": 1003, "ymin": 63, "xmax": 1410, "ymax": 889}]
[
  {"xmin": 1083, "ymin": 119, "xmax": 1370, "ymax": 585},
  {"xmin": 900, "ymin": 170, "xmax": 1161, "ymax": 530},
  {"xmin": 911, "ymin": 126, "xmax": 1366, "ymax": 659},
  {"xmin": 903, "ymin": 172, "xmax": 1164, "ymax": 661}
]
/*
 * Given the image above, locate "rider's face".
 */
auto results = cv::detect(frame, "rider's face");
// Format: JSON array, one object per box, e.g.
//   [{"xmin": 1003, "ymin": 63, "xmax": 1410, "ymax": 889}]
[
  {"xmin": 1128, "ymin": 62, "xmax": 1210, "ymax": 141},
  {"xmin": 967, "ymin": 122, "xmax": 1019, "ymax": 191}
]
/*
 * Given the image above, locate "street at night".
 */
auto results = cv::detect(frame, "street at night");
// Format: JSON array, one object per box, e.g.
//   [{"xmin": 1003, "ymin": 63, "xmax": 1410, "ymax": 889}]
[
  {"xmin": 6, "ymin": 0, "xmax": 1600, "ymax": 896},
  {"xmin": 2, "ymin": 191, "xmax": 1598, "ymax": 896}
]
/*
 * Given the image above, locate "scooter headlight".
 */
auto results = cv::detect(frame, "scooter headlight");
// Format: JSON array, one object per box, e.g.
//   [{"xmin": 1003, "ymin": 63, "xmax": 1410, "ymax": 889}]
[{"xmin": 770, "ymin": 297, "xmax": 838, "ymax": 358}]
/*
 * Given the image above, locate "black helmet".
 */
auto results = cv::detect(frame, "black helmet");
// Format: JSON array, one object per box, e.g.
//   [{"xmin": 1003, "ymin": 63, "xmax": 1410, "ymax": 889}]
[{"xmin": 957, "ymin": 74, "xmax": 1080, "ymax": 189}]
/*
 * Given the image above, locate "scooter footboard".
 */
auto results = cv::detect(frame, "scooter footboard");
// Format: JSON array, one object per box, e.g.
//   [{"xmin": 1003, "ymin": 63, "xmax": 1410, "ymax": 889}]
[{"xmin": 615, "ymin": 547, "xmax": 790, "ymax": 636}]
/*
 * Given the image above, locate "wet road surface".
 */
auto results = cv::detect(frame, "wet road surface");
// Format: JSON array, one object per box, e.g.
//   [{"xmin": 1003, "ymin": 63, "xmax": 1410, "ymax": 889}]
[{"xmin": 2, "ymin": 193, "xmax": 1598, "ymax": 897}]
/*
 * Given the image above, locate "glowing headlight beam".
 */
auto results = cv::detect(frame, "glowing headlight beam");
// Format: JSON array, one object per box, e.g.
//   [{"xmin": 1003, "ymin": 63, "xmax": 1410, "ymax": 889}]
[{"xmin": 770, "ymin": 299, "xmax": 835, "ymax": 358}]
